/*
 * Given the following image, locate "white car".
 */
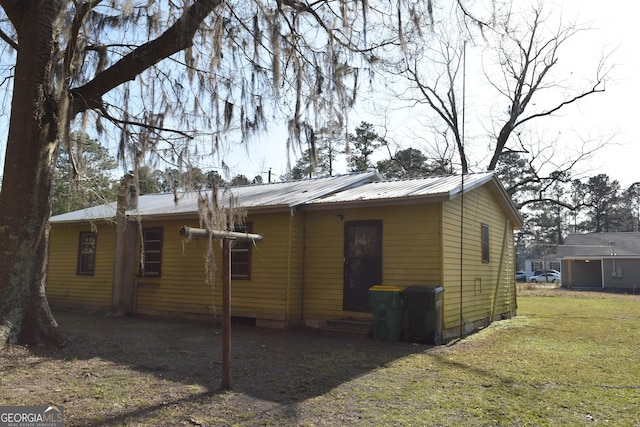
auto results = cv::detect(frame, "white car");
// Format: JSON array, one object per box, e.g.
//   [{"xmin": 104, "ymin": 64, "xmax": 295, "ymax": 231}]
[{"xmin": 530, "ymin": 270, "xmax": 561, "ymax": 283}]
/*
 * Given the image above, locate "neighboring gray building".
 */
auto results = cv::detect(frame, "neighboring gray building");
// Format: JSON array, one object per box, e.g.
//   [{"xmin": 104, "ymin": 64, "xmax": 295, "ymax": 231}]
[{"xmin": 557, "ymin": 232, "xmax": 640, "ymax": 293}]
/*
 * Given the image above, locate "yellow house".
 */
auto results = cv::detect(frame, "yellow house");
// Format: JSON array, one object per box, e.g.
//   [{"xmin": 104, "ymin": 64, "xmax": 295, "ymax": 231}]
[{"xmin": 47, "ymin": 172, "xmax": 522, "ymax": 342}]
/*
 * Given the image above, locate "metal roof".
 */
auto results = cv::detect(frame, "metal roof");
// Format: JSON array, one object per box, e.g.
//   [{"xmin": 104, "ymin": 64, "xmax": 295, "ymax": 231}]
[
  {"xmin": 50, "ymin": 171, "xmax": 522, "ymax": 227},
  {"xmin": 50, "ymin": 172, "xmax": 381, "ymax": 223},
  {"xmin": 306, "ymin": 172, "xmax": 494, "ymax": 204},
  {"xmin": 557, "ymin": 232, "xmax": 640, "ymax": 257},
  {"xmin": 51, "ymin": 201, "xmax": 120, "ymax": 223},
  {"xmin": 303, "ymin": 172, "xmax": 523, "ymax": 227}
]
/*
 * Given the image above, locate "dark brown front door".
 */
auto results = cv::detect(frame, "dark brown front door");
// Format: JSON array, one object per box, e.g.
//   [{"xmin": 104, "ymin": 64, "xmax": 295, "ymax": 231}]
[{"xmin": 343, "ymin": 220, "xmax": 382, "ymax": 311}]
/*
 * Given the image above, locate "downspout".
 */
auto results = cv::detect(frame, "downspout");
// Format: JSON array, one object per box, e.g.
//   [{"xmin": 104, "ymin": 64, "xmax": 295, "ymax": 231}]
[
  {"xmin": 459, "ymin": 174, "xmax": 464, "ymax": 339},
  {"xmin": 511, "ymin": 229, "xmax": 518, "ymax": 315},
  {"xmin": 491, "ymin": 219, "xmax": 511, "ymax": 322},
  {"xmin": 286, "ymin": 207, "xmax": 294, "ymax": 325},
  {"xmin": 301, "ymin": 212, "xmax": 307, "ymax": 326},
  {"xmin": 459, "ymin": 40, "xmax": 467, "ymax": 340}
]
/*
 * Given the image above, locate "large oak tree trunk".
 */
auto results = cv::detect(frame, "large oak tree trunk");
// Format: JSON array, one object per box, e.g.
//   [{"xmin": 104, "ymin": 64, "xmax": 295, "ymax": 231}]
[
  {"xmin": 0, "ymin": 0, "xmax": 219, "ymax": 348},
  {"xmin": 0, "ymin": 1, "xmax": 65, "ymax": 348}
]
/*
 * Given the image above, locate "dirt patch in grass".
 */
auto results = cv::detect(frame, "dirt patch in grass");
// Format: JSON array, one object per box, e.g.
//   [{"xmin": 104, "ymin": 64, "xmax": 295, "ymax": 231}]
[{"xmin": 1, "ymin": 311, "xmax": 425, "ymax": 426}]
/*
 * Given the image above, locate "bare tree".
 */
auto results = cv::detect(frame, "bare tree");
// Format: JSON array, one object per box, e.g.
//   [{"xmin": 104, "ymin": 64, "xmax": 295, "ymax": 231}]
[
  {"xmin": 400, "ymin": 27, "xmax": 470, "ymax": 172},
  {"xmin": 0, "ymin": 1, "xmax": 434, "ymax": 347},
  {"xmin": 391, "ymin": 2, "xmax": 610, "ymax": 183},
  {"xmin": 484, "ymin": 5, "xmax": 609, "ymax": 171}
]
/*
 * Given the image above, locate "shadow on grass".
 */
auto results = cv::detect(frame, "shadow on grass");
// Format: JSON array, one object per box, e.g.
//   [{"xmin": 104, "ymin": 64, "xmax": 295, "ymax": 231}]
[
  {"xmin": 34, "ymin": 310, "xmax": 425, "ymax": 405},
  {"xmin": 428, "ymin": 352, "xmax": 517, "ymax": 388},
  {"xmin": 78, "ymin": 390, "xmax": 223, "ymax": 427}
]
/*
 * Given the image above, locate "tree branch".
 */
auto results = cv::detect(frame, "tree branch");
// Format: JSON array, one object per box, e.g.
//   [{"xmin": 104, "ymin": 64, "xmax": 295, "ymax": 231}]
[
  {"xmin": 0, "ymin": 27, "xmax": 18, "ymax": 51},
  {"xmin": 98, "ymin": 103, "xmax": 195, "ymax": 140},
  {"xmin": 63, "ymin": 0, "xmax": 100, "ymax": 81},
  {"xmin": 516, "ymin": 79, "xmax": 605, "ymax": 127},
  {"xmin": 456, "ymin": 0, "xmax": 492, "ymax": 30},
  {"xmin": 0, "ymin": 0, "xmax": 22, "ymax": 31},
  {"xmin": 70, "ymin": 0, "xmax": 221, "ymax": 116},
  {"xmin": 518, "ymin": 197, "xmax": 579, "ymax": 210}
]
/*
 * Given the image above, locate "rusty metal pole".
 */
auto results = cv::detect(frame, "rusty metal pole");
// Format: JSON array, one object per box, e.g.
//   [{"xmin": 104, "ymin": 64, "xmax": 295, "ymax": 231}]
[
  {"xmin": 179, "ymin": 226, "xmax": 263, "ymax": 390},
  {"xmin": 221, "ymin": 238, "xmax": 231, "ymax": 389}
]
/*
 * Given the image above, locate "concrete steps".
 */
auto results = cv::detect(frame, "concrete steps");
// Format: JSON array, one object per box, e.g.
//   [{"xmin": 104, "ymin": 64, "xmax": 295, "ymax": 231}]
[{"xmin": 323, "ymin": 318, "xmax": 372, "ymax": 335}]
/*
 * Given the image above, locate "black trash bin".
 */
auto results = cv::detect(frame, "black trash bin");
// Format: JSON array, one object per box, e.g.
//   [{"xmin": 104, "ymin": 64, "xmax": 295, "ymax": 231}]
[
  {"xmin": 402, "ymin": 285, "xmax": 444, "ymax": 344},
  {"xmin": 368, "ymin": 285, "xmax": 403, "ymax": 341}
]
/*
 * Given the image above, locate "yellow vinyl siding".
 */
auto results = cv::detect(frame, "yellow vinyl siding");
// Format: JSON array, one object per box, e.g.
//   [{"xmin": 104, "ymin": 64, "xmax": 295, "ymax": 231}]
[
  {"xmin": 231, "ymin": 212, "xmax": 295, "ymax": 319},
  {"xmin": 303, "ymin": 204, "xmax": 442, "ymax": 322},
  {"xmin": 284, "ymin": 211, "xmax": 305, "ymax": 324},
  {"xmin": 47, "ymin": 223, "xmax": 115, "ymax": 310},
  {"xmin": 441, "ymin": 185, "xmax": 517, "ymax": 333},
  {"xmin": 133, "ymin": 213, "xmax": 301, "ymax": 322},
  {"xmin": 47, "ymin": 177, "xmax": 520, "ymax": 336},
  {"xmin": 134, "ymin": 220, "xmax": 214, "ymax": 317}
]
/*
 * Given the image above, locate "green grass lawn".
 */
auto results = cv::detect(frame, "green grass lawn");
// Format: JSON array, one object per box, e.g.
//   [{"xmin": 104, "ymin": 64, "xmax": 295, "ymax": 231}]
[
  {"xmin": 2, "ymin": 289, "xmax": 638, "ymax": 426},
  {"xmin": 303, "ymin": 289, "xmax": 640, "ymax": 426}
]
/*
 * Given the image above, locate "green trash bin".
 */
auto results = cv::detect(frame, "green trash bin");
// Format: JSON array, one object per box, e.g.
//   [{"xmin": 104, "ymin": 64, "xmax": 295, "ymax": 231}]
[
  {"xmin": 402, "ymin": 285, "xmax": 444, "ymax": 344},
  {"xmin": 368, "ymin": 285, "xmax": 403, "ymax": 341}
]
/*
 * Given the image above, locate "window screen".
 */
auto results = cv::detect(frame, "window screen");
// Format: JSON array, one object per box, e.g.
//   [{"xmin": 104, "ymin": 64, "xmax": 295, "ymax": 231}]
[
  {"xmin": 141, "ymin": 227, "xmax": 163, "ymax": 276},
  {"xmin": 481, "ymin": 223, "xmax": 490, "ymax": 263},
  {"xmin": 77, "ymin": 231, "xmax": 97, "ymax": 275},
  {"xmin": 231, "ymin": 223, "xmax": 252, "ymax": 280}
]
